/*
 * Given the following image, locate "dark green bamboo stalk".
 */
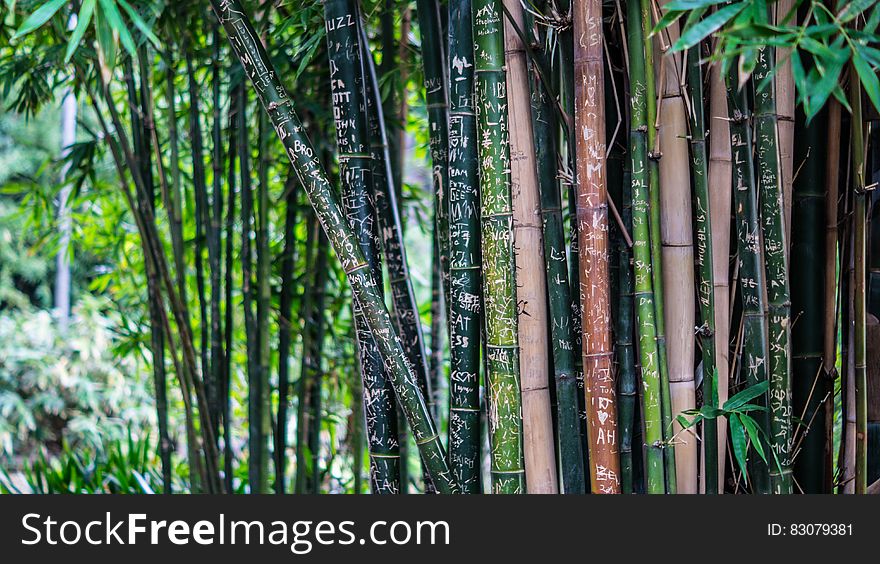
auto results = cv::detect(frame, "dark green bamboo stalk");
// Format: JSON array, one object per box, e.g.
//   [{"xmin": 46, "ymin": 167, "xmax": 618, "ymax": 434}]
[
  {"xmin": 254, "ymin": 110, "xmax": 272, "ymax": 495},
  {"xmin": 727, "ymin": 64, "xmax": 770, "ymax": 493},
  {"xmin": 754, "ymin": 44, "xmax": 793, "ymax": 495},
  {"xmin": 685, "ymin": 45, "xmax": 718, "ymax": 494},
  {"xmin": 275, "ymin": 177, "xmax": 299, "ymax": 494},
  {"xmin": 213, "ymin": 0, "xmax": 458, "ymax": 494},
  {"xmin": 223, "ymin": 90, "xmax": 237, "ymax": 494},
  {"xmin": 208, "ymin": 22, "xmax": 225, "ymax": 443},
  {"xmin": 308, "ymin": 233, "xmax": 330, "ymax": 493},
  {"xmin": 416, "ymin": 0, "xmax": 452, "ymax": 324},
  {"xmin": 472, "ymin": 0, "xmax": 525, "ymax": 494},
  {"xmin": 639, "ymin": 0, "xmax": 675, "ymax": 493},
  {"xmin": 185, "ymin": 50, "xmax": 212, "ymax": 413},
  {"xmin": 524, "ymin": 2, "xmax": 583, "ymax": 494},
  {"xmin": 164, "ymin": 65, "xmax": 187, "ymax": 308},
  {"xmin": 627, "ymin": 0, "xmax": 665, "ymax": 494},
  {"xmin": 851, "ymin": 65, "xmax": 868, "ymax": 495},
  {"xmin": 360, "ymin": 21, "xmax": 435, "ymax": 492},
  {"xmin": 295, "ymin": 213, "xmax": 318, "ymax": 495},
  {"xmin": 446, "ymin": 0, "xmax": 483, "ymax": 494},
  {"xmin": 323, "ymin": 0, "xmax": 400, "ymax": 494},
  {"xmin": 616, "ymin": 161, "xmax": 636, "ymax": 495},
  {"xmin": 791, "ymin": 101, "xmax": 827, "ymax": 493},
  {"xmin": 429, "ymin": 218, "xmax": 445, "ymax": 425}
]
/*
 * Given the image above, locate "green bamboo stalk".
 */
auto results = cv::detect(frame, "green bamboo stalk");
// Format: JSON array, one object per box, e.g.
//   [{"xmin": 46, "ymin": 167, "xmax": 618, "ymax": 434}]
[
  {"xmin": 308, "ymin": 234, "xmax": 329, "ymax": 493},
  {"xmin": 276, "ymin": 177, "xmax": 299, "ymax": 494},
  {"xmin": 323, "ymin": 0, "xmax": 400, "ymax": 495},
  {"xmin": 447, "ymin": 0, "xmax": 483, "ymax": 494},
  {"xmin": 208, "ymin": 22, "xmax": 225, "ymax": 443},
  {"xmin": 791, "ymin": 100, "xmax": 827, "ymax": 494},
  {"xmin": 616, "ymin": 160, "xmax": 636, "ymax": 495},
  {"xmin": 360, "ymin": 20, "xmax": 436, "ymax": 492},
  {"xmin": 212, "ymin": 0, "xmax": 458, "ymax": 494},
  {"xmin": 164, "ymin": 65, "xmax": 187, "ymax": 308},
  {"xmin": 295, "ymin": 213, "xmax": 318, "ymax": 495},
  {"xmin": 554, "ymin": 0, "xmax": 590, "ymax": 469},
  {"xmin": 639, "ymin": 0, "xmax": 675, "ymax": 493},
  {"xmin": 685, "ymin": 46, "xmax": 718, "ymax": 494},
  {"xmin": 472, "ymin": 0, "xmax": 525, "ymax": 494},
  {"xmin": 524, "ymin": 1, "xmax": 585, "ymax": 495},
  {"xmin": 727, "ymin": 64, "xmax": 770, "ymax": 493},
  {"xmin": 254, "ymin": 110, "xmax": 272, "ymax": 495},
  {"xmin": 223, "ymin": 90, "xmax": 237, "ymax": 494},
  {"xmin": 850, "ymin": 65, "xmax": 868, "ymax": 495},
  {"xmin": 754, "ymin": 44, "xmax": 793, "ymax": 495},
  {"xmin": 627, "ymin": 0, "xmax": 665, "ymax": 494},
  {"xmin": 416, "ymin": 0, "xmax": 453, "ymax": 325}
]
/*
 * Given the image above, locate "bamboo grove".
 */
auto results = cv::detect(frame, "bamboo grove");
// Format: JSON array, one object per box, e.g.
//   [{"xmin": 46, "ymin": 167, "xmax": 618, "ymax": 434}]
[{"xmin": 4, "ymin": 0, "xmax": 880, "ymax": 494}]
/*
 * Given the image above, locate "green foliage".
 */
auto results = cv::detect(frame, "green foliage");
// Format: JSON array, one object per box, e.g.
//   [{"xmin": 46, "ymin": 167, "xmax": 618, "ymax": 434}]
[
  {"xmin": 0, "ymin": 429, "xmax": 165, "ymax": 493},
  {"xmin": 0, "ymin": 295, "xmax": 154, "ymax": 459},
  {"xmin": 655, "ymin": 0, "xmax": 880, "ymax": 120},
  {"xmin": 675, "ymin": 380, "xmax": 781, "ymax": 486}
]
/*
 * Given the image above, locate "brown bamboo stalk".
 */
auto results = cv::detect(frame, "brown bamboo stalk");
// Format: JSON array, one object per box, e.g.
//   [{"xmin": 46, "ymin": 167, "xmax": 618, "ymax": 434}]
[
  {"xmin": 574, "ymin": 0, "xmax": 620, "ymax": 494},
  {"xmin": 655, "ymin": 4, "xmax": 697, "ymax": 493},
  {"xmin": 502, "ymin": 0, "xmax": 558, "ymax": 494},
  {"xmin": 705, "ymin": 59, "xmax": 731, "ymax": 492},
  {"xmin": 774, "ymin": 0, "xmax": 795, "ymax": 244},
  {"xmin": 823, "ymin": 99, "xmax": 841, "ymax": 493}
]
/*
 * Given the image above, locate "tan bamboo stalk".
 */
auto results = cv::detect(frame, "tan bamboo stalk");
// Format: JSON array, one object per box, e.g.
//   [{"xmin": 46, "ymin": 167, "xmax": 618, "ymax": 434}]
[
  {"xmin": 501, "ymin": 0, "xmax": 558, "ymax": 493},
  {"xmin": 823, "ymin": 99, "xmax": 841, "ymax": 493},
  {"xmin": 705, "ymin": 59, "xmax": 731, "ymax": 492},
  {"xmin": 574, "ymin": 0, "xmax": 620, "ymax": 494},
  {"xmin": 845, "ymin": 232, "xmax": 856, "ymax": 494},
  {"xmin": 655, "ymin": 3, "xmax": 697, "ymax": 493},
  {"xmin": 774, "ymin": 0, "xmax": 795, "ymax": 243}
]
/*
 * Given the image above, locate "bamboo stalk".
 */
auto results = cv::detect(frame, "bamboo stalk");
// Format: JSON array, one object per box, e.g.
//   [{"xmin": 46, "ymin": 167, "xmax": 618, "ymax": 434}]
[
  {"xmin": 212, "ymin": 0, "xmax": 459, "ymax": 494},
  {"xmin": 754, "ymin": 44, "xmax": 793, "ymax": 494},
  {"xmin": 791, "ymin": 98, "xmax": 828, "ymax": 493},
  {"xmin": 447, "ymin": 0, "xmax": 483, "ymax": 494},
  {"xmin": 209, "ymin": 24, "xmax": 225, "ymax": 445},
  {"xmin": 850, "ymin": 66, "xmax": 868, "ymax": 495},
  {"xmin": 324, "ymin": 0, "xmax": 400, "ymax": 494},
  {"xmin": 416, "ymin": 0, "xmax": 453, "ymax": 325},
  {"xmin": 223, "ymin": 93, "xmax": 237, "ymax": 494},
  {"xmin": 685, "ymin": 44, "xmax": 718, "ymax": 494},
  {"xmin": 472, "ymin": 0, "xmax": 525, "ymax": 494},
  {"xmin": 774, "ymin": 0, "xmax": 795, "ymax": 244},
  {"xmin": 707, "ymin": 59, "xmax": 731, "ymax": 492},
  {"xmin": 524, "ymin": 0, "xmax": 586, "ymax": 494},
  {"xmin": 627, "ymin": 0, "xmax": 664, "ymax": 494},
  {"xmin": 656, "ymin": 2, "xmax": 697, "ymax": 494},
  {"xmin": 502, "ymin": 0, "xmax": 557, "ymax": 494},
  {"xmin": 727, "ymin": 64, "xmax": 770, "ymax": 493},
  {"xmin": 823, "ymin": 99, "xmax": 841, "ymax": 494},
  {"xmin": 640, "ymin": 0, "xmax": 675, "ymax": 492}
]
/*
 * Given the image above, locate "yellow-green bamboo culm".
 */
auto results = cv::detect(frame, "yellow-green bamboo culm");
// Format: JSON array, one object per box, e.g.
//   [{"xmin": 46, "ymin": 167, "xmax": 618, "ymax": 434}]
[{"xmin": 472, "ymin": 0, "xmax": 525, "ymax": 494}]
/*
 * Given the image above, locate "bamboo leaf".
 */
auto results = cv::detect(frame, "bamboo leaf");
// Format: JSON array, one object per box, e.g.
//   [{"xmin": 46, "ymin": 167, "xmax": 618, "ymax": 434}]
[
  {"xmin": 98, "ymin": 0, "xmax": 136, "ymax": 57},
  {"xmin": 65, "ymin": 0, "xmax": 96, "ymax": 63},
  {"xmin": 116, "ymin": 0, "xmax": 160, "ymax": 47},
  {"xmin": 13, "ymin": 0, "xmax": 67, "ymax": 38},
  {"xmin": 838, "ymin": 0, "xmax": 875, "ymax": 23},
  {"xmin": 729, "ymin": 413, "xmax": 749, "ymax": 480},
  {"xmin": 652, "ymin": 9, "xmax": 684, "ymax": 35},
  {"xmin": 852, "ymin": 49, "xmax": 880, "ymax": 114},
  {"xmin": 671, "ymin": 2, "xmax": 746, "ymax": 52},
  {"xmin": 723, "ymin": 380, "xmax": 769, "ymax": 411},
  {"xmin": 740, "ymin": 413, "xmax": 767, "ymax": 464}
]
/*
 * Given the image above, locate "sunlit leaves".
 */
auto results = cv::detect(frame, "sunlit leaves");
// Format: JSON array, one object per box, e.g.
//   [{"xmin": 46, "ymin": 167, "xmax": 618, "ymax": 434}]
[
  {"xmin": 655, "ymin": 0, "xmax": 880, "ymax": 121},
  {"xmin": 12, "ymin": 0, "xmax": 67, "ymax": 39}
]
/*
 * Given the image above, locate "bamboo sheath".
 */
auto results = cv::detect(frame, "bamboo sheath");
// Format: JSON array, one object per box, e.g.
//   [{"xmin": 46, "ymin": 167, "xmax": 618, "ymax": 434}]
[
  {"xmin": 447, "ymin": 0, "xmax": 483, "ymax": 494},
  {"xmin": 502, "ymin": 0, "xmax": 558, "ymax": 494},
  {"xmin": 706, "ymin": 60, "xmax": 731, "ymax": 491},
  {"xmin": 656, "ymin": 4, "xmax": 697, "ymax": 493},
  {"xmin": 472, "ymin": 0, "xmax": 526, "ymax": 494},
  {"xmin": 324, "ymin": 0, "xmax": 400, "ymax": 494},
  {"xmin": 574, "ymin": 0, "xmax": 620, "ymax": 494},
  {"xmin": 211, "ymin": 0, "xmax": 459, "ymax": 494}
]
